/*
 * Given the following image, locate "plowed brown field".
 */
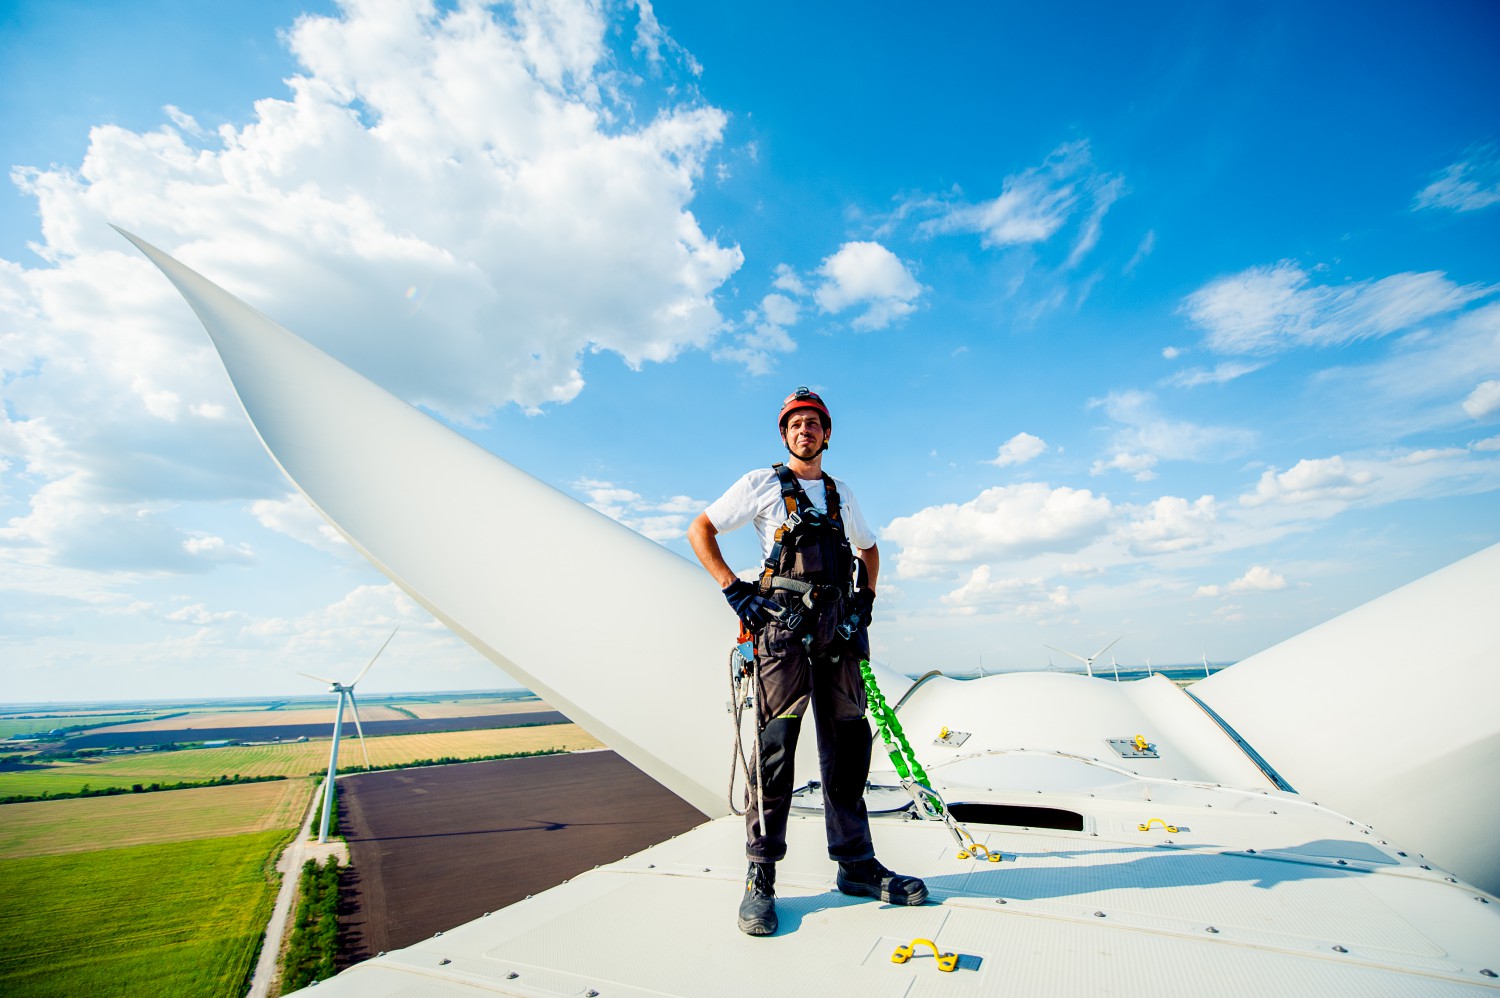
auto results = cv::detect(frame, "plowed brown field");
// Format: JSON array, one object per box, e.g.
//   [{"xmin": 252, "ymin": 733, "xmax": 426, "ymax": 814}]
[{"xmin": 337, "ymin": 751, "xmax": 706, "ymax": 960}]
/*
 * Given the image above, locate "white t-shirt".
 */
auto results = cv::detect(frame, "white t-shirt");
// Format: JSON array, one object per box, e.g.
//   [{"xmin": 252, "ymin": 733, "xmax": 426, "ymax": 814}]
[{"xmin": 705, "ymin": 467, "xmax": 877, "ymax": 562}]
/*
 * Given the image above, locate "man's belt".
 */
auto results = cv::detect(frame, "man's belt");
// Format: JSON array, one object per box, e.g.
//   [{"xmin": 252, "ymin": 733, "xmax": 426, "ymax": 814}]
[{"xmin": 769, "ymin": 577, "xmax": 843, "ymax": 606}]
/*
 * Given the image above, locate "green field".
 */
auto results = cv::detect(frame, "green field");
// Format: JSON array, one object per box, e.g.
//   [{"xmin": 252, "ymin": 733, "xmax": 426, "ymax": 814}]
[
  {"xmin": 0, "ymin": 830, "xmax": 288, "ymax": 998},
  {"xmin": 0, "ymin": 723, "xmax": 600, "ymax": 798},
  {"xmin": 0, "ymin": 714, "xmax": 164, "ymax": 739},
  {"xmin": 0, "ymin": 780, "xmax": 315, "ymax": 859}
]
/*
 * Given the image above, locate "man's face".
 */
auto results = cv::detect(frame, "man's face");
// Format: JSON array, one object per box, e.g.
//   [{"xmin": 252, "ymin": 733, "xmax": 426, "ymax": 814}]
[{"xmin": 783, "ymin": 409, "xmax": 828, "ymax": 459}]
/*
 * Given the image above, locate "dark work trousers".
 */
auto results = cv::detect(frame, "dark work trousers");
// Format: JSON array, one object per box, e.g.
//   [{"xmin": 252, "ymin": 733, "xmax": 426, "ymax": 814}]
[{"xmin": 745, "ymin": 597, "xmax": 874, "ymax": 864}]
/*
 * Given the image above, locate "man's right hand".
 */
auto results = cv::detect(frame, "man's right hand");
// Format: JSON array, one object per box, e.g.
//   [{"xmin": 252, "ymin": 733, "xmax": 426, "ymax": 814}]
[{"xmin": 722, "ymin": 579, "xmax": 780, "ymax": 631}]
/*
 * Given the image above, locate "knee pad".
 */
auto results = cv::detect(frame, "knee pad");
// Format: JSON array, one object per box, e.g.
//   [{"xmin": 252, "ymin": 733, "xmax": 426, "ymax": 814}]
[{"xmin": 759, "ymin": 716, "xmax": 802, "ymax": 793}]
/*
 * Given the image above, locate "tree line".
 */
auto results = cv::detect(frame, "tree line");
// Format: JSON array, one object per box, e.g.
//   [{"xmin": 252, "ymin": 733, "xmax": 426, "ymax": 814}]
[{"xmin": 0, "ymin": 773, "xmax": 287, "ymax": 805}]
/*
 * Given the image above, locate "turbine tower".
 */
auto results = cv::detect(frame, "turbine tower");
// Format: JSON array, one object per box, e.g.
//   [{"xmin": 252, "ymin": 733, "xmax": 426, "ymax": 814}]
[
  {"xmin": 1043, "ymin": 636, "xmax": 1122, "ymax": 678},
  {"xmin": 301, "ymin": 626, "xmax": 399, "ymax": 844}
]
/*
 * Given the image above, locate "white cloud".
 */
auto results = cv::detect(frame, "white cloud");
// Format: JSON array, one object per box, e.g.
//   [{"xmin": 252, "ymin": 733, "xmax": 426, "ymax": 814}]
[
  {"xmin": 987, "ymin": 432, "xmax": 1047, "ymax": 467},
  {"xmin": 1181, "ymin": 261, "xmax": 1492, "ymax": 355},
  {"xmin": 761, "ymin": 292, "xmax": 800, "ymax": 327},
  {"xmin": 920, "ymin": 141, "xmax": 1122, "ymax": 264},
  {"xmin": 1125, "ymin": 230, "xmax": 1156, "ymax": 275},
  {"xmin": 1118, "ymin": 495, "xmax": 1217, "ymax": 556},
  {"xmin": 1161, "ymin": 345, "xmax": 1180, "ymax": 360},
  {"xmin": 166, "ymin": 602, "xmax": 246, "ymax": 625},
  {"xmin": 181, "ymin": 534, "xmax": 255, "ymax": 564},
  {"xmin": 1394, "ymin": 447, "xmax": 1467, "ymax": 465},
  {"xmin": 813, "ymin": 241, "xmax": 923, "ymax": 330},
  {"xmin": 940, "ymin": 566, "xmax": 1072, "ymax": 617},
  {"xmin": 1196, "ymin": 565, "xmax": 1287, "ymax": 598},
  {"xmin": 10, "ymin": 0, "xmax": 739, "ymax": 417},
  {"xmin": 163, "ymin": 105, "xmax": 207, "ymax": 139},
  {"xmin": 1, "ymin": 0, "xmax": 737, "ymax": 580},
  {"xmin": 573, "ymin": 478, "xmax": 705, "ymax": 543},
  {"xmin": 251, "ymin": 493, "xmax": 353, "ymax": 554},
  {"xmin": 1414, "ymin": 145, "xmax": 1500, "ymax": 213},
  {"xmin": 1473, "ymin": 434, "xmax": 1500, "ymax": 452},
  {"xmin": 1234, "ymin": 449, "xmax": 1500, "ymax": 527},
  {"xmin": 0, "ymin": 473, "xmax": 253, "ymax": 573},
  {"xmin": 771, "ymin": 263, "xmax": 807, "ymax": 297},
  {"xmin": 1165, "ymin": 360, "xmax": 1267, "ymax": 388},
  {"xmin": 713, "ymin": 291, "xmax": 800, "ymax": 374},
  {"xmin": 190, "ymin": 582, "xmax": 501, "ymax": 692},
  {"xmin": 1066, "ymin": 175, "xmax": 1125, "ymax": 268},
  {"xmin": 1311, "ymin": 301, "xmax": 1500, "ymax": 440},
  {"xmin": 883, "ymin": 483, "xmax": 1113, "ymax": 578},
  {"xmin": 1463, "ymin": 379, "xmax": 1500, "ymax": 419},
  {"xmin": 1240, "ymin": 456, "xmax": 1375, "ymax": 508},
  {"xmin": 1090, "ymin": 451, "xmax": 1158, "ymax": 482},
  {"xmin": 1090, "ymin": 390, "xmax": 1254, "ymax": 472}
]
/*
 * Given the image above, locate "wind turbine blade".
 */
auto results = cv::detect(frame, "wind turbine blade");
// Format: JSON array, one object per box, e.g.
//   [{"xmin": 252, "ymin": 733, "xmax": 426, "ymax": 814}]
[
  {"xmin": 1196, "ymin": 542, "xmax": 1500, "ymax": 894},
  {"xmin": 346, "ymin": 691, "xmax": 372, "ymax": 770},
  {"xmin": 120, "ymin": 230, "xmax": 732, "ymax": 816},
  {"xmin": 1092, "ymin": 636, "xmax": 1123, "ymax": 661},
  {"xmin": 1043, "ymin": 644, "xmax": 1088, "ymax": 665},
  {"xmin": 299, "ymin": 671, "xmax": 338, "ymax": 685},
  {"xmin": 351, "ymin": 625, "xmax": 400, "ymax": 687}
]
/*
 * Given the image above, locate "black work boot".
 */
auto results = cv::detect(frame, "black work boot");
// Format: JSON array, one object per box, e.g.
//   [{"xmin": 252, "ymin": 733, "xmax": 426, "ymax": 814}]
[
  {"xmin": 737, "ymin": 862, "xmax": 778, "ymax": 935},
  {"xmin": 836, "ymin": 857, "xmax": 928, "ymax": 905}
]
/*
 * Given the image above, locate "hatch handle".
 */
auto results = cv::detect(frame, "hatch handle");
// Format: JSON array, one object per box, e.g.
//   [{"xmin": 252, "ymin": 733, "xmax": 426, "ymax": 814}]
[
  {"xmin": 891, "ymin": 937, "xmax": 957, "ymax": 972},
  {"xmin": 957, "ymin": 841, "xmax": 1003, "ymax": 863}
]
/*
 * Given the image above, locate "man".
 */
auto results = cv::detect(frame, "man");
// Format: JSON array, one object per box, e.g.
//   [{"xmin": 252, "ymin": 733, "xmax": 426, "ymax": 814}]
[{"xmin": 688, "ymin": 386, "xmax": 927, "ymax": 936}]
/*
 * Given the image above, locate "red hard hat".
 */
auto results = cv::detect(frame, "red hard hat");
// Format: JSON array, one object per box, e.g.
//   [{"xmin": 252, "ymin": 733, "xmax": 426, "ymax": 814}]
[{"xmin": 778, "ymin": 386, "xmax": 831, "ymax": 433}]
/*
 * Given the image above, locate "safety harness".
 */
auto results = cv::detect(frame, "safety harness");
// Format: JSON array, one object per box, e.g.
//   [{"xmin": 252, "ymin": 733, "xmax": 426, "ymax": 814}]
[
  {"xmin": 859, "ymin": 659, "xmax": 1003, "ymax": 863},
  {"xmin": 755, "ymin": 464, "xmax": 856, "ymax": 633}
]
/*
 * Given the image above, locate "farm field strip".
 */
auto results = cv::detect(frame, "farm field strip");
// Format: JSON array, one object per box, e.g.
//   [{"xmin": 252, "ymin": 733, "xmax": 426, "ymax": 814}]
[
  {"xmin": 0, "ymin": 779, "xmax": 316, "ymax": 859},
  {"xmin": 95, "ymin": 704, "xmax": 413, "ymax": 731},
  {"xmin": 0, "ymin": 714, "xmax": 163, "ymax": 738},
  {"xmin": 0, "ymin": 830, "xmax": 288, "ymax": 998},
  {"xmin": 404, "ymin": 699, "xmax": 552, "ymax": 718},
  {"xmin": 0, "ymin": 723, "xmax": 603, "ymax": 796}
]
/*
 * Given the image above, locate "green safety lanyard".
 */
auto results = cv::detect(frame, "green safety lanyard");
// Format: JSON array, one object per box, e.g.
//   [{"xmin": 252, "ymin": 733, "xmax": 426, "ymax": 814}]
[
  {"xmin": 859, "ymin": 658, "xmax": 935, "ymax": 803},
  {"xmin": 860, "ymin": 659, "xmax": 1003, "ymax": 863}
]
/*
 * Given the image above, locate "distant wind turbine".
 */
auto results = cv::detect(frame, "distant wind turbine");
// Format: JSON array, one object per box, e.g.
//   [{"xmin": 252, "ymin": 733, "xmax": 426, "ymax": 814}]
[
  {"xmin": 300, "ymin": 626, "xmax": 399, "ymax": 844},
  {"xmin": 1043, "ymin": 637, "xmax": 1122, "ymax": 679},
  {"xmin": 1109, "ymin": 652, "xmax": 1121, "ymax": 682},
  {"xmin": 1201, "ymin": 652, "xmax": 1212, "ymax": 680}
]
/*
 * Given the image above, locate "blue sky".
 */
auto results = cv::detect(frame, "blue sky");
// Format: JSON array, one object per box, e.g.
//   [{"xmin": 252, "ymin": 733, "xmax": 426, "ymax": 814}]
[{"xmin": 2, "ymin": 0, "xmax": 1497, "ymax": 702}]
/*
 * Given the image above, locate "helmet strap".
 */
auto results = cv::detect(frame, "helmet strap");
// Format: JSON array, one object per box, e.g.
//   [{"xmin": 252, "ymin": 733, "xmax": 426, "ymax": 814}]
[{"xmin": 783, "ymin": 430, "xmax": 830, "ymax": 456}]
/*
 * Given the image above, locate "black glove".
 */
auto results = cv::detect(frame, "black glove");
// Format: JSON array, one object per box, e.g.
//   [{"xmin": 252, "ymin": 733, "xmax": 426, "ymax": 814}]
[
  {"xmin": 723, "ymin": 579, "xmax": 780, "ymax": 631},
  {"xmin": 854, "ymin": 588, "xmax": 875, "ymax": 628}
]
